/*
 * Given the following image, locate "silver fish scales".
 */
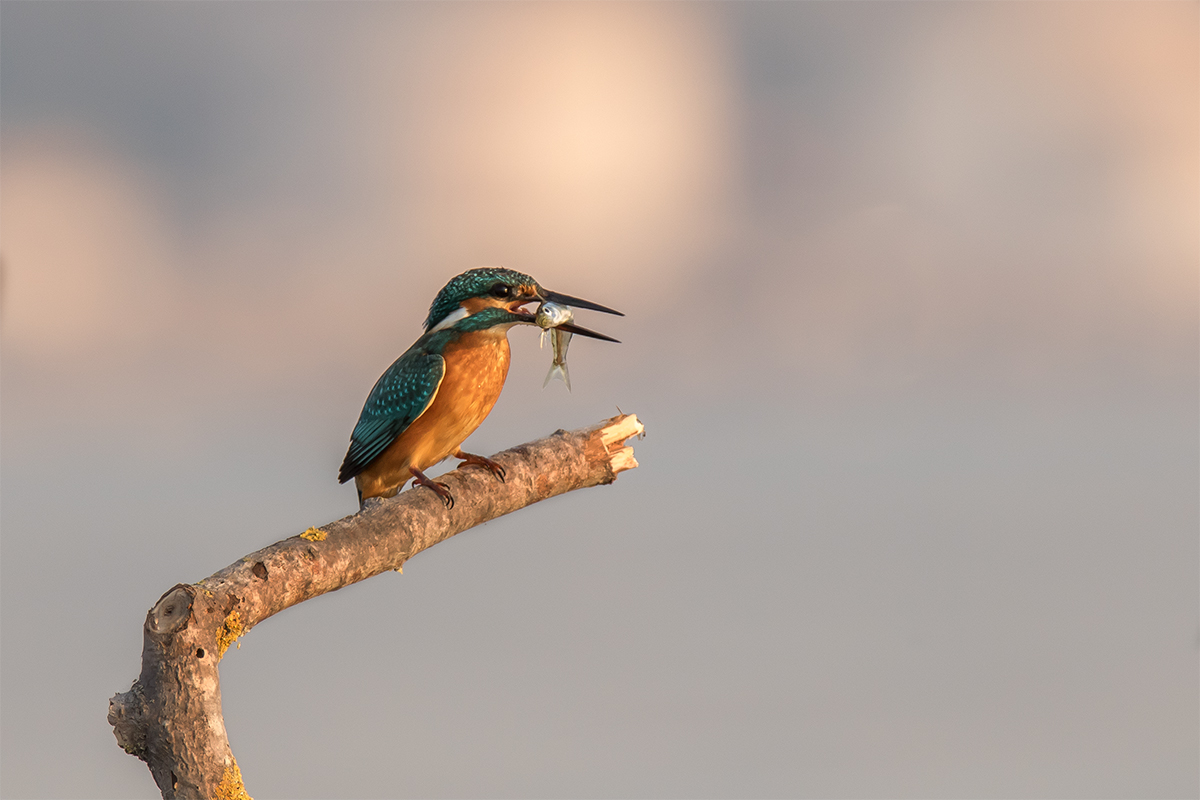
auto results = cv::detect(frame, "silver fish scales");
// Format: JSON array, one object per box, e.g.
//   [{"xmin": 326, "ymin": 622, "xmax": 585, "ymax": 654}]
[{"xmin": 535, "ymin": 301, "xmax": 574, "ymax": 391}]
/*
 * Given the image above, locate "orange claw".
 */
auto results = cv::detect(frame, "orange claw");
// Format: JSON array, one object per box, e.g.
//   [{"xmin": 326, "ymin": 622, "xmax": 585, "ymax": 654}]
[
  {"xmin": 409, "ymin": 466, "xmax": 454, "ymax": 509},
  {"xmin": 454, "ymin": 450, "xmax": 506, "ymax": 483}
]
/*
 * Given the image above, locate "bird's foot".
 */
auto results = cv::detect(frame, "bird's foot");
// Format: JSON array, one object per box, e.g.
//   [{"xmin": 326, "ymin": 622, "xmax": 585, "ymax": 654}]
[
  {"xmin": 409, "ymin": 467, "xmax": 454, "ymax": 509},
  {"xmin": 454, "ymin": 450, "xmax": 506, "ymax": 483}
]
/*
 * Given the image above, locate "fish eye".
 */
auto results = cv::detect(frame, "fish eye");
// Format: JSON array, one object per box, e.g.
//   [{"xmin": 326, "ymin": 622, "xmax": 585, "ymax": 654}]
[{"xmin": 489, "ymin": 283, "xmax": 512, "ymax": 298}]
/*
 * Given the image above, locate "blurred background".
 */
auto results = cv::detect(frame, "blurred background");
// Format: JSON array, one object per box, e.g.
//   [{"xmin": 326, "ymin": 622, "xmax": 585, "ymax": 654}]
[{"xmin": 2, "ymin": 2, "xmax": 1196, "ymax": 797}]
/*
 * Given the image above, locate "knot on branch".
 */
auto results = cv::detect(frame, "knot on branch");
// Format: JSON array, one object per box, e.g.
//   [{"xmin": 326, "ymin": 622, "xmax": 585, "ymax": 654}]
[
  {"xmin": 108, "ymin": 683, "xmax": 148, "ymax": 759},
  {"xmin": 149, "ymin": 585, "xmax": 194, "ymax": 636}
]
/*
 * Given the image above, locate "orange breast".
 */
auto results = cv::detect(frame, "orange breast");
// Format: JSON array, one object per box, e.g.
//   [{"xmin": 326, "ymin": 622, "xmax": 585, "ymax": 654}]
[{"xmin": 355, "ymin": 330, "xmax": 511, "ymax": 499}]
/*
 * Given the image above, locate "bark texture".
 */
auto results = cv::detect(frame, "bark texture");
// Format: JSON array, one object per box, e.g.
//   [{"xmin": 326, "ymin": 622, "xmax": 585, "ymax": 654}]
[{"xmin": 108, "ymin": 414, "xmax": 643, "ymax": 799}]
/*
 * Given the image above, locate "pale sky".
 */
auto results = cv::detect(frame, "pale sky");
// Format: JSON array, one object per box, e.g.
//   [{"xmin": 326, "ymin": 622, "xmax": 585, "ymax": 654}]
[{"xmin": 2, "ymin": 2, "xmax": 1197, "ymax": 797}]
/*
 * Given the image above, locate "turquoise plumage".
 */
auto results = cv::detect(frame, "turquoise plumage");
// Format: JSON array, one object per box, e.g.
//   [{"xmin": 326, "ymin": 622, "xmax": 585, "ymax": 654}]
[
  {"xmin": 338, "ymin": 268, "xmax": 622, "ymax": 505},
  {"xmin": 424, "ymin": 268, "xmax": 537, "ymax": 332},
  {"xmin": 339, "ymin": 308, "xmax": 527, "ymax": 484},
  {"xmin": 339, "ymin": 349, "xmax": 445, "ymax": 483}
]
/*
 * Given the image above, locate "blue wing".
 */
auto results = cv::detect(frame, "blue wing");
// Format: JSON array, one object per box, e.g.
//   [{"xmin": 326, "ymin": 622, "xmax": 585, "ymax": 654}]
[{"xmin": 338, "ymin": 349, "xmax": 446, "ymax": 483}]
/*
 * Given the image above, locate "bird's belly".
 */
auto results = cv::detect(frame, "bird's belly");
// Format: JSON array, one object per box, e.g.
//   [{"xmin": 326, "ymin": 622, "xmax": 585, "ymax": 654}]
[{"xmin": 373, "ymin": 333, "xmax": 511, "ymax": 485}]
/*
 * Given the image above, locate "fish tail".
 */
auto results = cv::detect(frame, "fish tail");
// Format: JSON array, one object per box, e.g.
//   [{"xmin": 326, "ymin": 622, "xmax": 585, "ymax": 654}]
[{"xmin": 543, "ymin": 362, "xmax": 571, "ymax": 391}]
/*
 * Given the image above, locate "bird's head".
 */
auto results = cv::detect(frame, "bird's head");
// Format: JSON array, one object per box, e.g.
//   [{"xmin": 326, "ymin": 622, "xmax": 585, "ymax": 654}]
[{"xmin": 424, "ymin": 267, "xmax": 623, "ymax": 341}]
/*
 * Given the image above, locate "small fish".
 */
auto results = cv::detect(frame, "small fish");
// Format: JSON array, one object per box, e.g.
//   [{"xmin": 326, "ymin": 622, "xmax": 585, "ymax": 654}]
[
  {"xmin": 536, "ymin": 301, "xmax": 572, "ymax": 346},
  {"xmin": 535, "ymin": 301, "xmax": 574, "ymax": 391}
]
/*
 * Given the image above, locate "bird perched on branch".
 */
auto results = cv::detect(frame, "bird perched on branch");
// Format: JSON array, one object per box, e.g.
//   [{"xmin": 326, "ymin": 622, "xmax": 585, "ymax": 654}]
[{"xmin": 339, "ymin": 267, "xmax": 622, "ymax": 507}]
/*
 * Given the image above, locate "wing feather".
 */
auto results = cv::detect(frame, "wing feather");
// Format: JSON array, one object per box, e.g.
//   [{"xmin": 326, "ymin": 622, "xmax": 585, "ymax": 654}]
[{"xmin": 338, "ymin": 351, "xmax": 445, "ymax": 482}]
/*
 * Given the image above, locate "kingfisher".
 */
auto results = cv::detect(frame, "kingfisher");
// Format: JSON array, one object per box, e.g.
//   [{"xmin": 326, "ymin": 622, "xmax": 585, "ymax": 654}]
[{"xmin": 338, "ymin": 267, "xmax": 621, "ymax": 507}]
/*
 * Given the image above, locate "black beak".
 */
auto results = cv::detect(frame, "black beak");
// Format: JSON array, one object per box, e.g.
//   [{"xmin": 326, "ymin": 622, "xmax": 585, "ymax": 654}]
[
  {"xmin": 541, "ymin": 289, "xmax": 624, "ymax": 317},
  {"xmin": 555, "ymin": 320, "xmax": 620, "ymax": 343}
]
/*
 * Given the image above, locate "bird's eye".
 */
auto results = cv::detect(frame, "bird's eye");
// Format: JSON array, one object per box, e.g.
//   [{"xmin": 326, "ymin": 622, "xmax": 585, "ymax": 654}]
[{"xmin": 490, "ymin": 283, "xmax": 512, "ymax": 298}]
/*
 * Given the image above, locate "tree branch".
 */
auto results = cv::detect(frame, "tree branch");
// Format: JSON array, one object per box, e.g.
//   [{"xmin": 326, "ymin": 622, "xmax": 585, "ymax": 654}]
[{"xmin": 108, "ymin": 414, "xmax": 644, "ymax": 800}]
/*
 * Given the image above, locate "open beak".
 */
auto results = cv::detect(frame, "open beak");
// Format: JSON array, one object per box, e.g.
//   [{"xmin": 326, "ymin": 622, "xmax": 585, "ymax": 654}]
[
  {"xmin": 540, "ymin": 289, "xmax": 621, "ymax": 342},
  {"xmin": 554, "ymin": 319, "xmax": 620, "ymax": 343},
  {"xmin": 540, "ymin": 289, "xmax": 624, "ymax": 317}
]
